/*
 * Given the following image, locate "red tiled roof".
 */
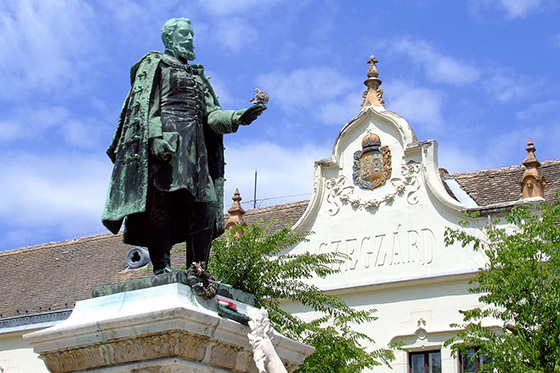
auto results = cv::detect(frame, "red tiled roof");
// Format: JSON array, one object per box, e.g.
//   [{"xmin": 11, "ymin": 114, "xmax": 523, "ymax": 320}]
[{"xmin": 452, "ymin": 159, "xmax": 560, "ymax": 206}]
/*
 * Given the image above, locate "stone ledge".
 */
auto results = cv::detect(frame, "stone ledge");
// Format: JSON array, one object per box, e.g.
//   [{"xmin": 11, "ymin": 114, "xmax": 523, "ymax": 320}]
[
  {"xmin": 84, "ymin": 357, "xmax": 235, "ymax": 373},
  {"xmin": 37, "ymin": 329, "xmax": 253, "ymax": 372},
  {"xmin": 24, "ymin": 282, "xmax": 313, "ymax": 372}
]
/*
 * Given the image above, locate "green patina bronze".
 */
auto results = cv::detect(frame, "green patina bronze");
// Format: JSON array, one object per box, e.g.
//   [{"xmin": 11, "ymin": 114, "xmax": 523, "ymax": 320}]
[
  {"xmin": 91, "ymin": 272, "xmax": 255, "ymax": 306},
  {"xmin": 102, "ymin": 18, "xmax": 265, "ymax": 258}
]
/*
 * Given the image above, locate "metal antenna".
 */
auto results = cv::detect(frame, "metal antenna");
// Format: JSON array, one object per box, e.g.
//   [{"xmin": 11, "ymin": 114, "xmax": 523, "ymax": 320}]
[{"xmin": 253, "ymin": 169, "xmax": 258, "ymax": 209}]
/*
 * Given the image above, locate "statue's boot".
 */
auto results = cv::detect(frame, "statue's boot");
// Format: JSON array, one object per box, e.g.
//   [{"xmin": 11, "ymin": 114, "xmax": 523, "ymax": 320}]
[
  {"xmin": 186, "ymin": 227, "xmax": 213, "ymax": 267},
  {"xmin": 186, "ymin": 228, "xmax": 217, "ymax": 298},
  {"xmin": 147, "ymin": 229, "xmax": 171, "ymax": 275},
  {"xmin": 147, "ymin": 225, "xmax": 171, "ymax": 274},
  {"xmin": 148, "ymin": 245, "xmax": 171, "ymax": 275},
  {"xmin": 147, "ymin": 188, "xmax": 172, "ymax": 275}
]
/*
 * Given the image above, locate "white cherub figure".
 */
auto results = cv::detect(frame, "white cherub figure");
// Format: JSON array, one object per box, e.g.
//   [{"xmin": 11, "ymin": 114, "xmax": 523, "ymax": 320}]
[{"xmin": 247, "ymin": 307, "xmax": 287, "ymax": 373}]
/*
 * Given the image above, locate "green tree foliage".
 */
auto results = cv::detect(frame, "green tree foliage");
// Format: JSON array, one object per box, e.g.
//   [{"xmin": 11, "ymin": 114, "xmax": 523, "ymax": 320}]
[
  {"xmin": 444, "ymin": 200, "xmax": 560, "ymax": 373},
  {"xmin": 209, "ymin": 220, "xmax": 395, "ymax": 372}
]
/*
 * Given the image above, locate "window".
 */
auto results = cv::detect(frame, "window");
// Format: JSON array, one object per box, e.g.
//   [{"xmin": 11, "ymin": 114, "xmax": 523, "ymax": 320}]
[
  {"xmin": 459, "ymin": 348, "xmax": 491, "ymax": 372},
  {"xmin": 409, "ymin": 350, "xmax": 441, "ymax": 373}
]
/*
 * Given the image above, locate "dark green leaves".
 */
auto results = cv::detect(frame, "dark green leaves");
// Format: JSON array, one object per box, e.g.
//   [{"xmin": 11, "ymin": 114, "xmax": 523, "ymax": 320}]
[{"xmin": 445, "ymin": 199, "xmax": 560, "ymax": 373}]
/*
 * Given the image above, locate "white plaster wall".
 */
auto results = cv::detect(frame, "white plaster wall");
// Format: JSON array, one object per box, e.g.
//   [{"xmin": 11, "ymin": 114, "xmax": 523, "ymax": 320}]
[
  {"xmin": 291, "ymin": 107, "xmax": 491, "ymax": 291},
  {"xmin": 284, "ymin": 106, "xmax": 507, "ymax": 371},
  {"xmin": 0, "ymin": 330, "xmax": 48, "ymax": 372},
  {"xmin": 282, "ymin": 276, "xmax": 481, "ymax": 372}
]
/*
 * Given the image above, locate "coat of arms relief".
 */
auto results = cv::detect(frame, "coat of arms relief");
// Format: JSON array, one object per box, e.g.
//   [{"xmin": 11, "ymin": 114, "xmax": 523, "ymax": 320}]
[
  {"xmin": 325, "ymin": 132, "xmax": 421, "ymax": 216},
  {"xmin": 352, "ymin": 132, "xmax": 391, "ymax": 190}
]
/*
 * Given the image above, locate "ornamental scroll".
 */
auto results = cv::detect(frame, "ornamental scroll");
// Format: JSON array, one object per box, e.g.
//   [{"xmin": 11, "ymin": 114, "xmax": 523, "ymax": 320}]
[{"xmin": 326, "ymin": 160, "xmax": 421, "ymax": 216}]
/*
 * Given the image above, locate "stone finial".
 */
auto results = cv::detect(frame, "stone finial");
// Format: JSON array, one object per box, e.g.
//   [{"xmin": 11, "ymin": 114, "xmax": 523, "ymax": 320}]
[
  {"xmin": 361, "ymin": 55, "xmax": 385, "ymax": 108},
  {"xmin": 226, "ymin": 188, "xmax": 247, "ymax": 235},
  {"xmin": 521, "ymin": 138, "xmax": 546, "ymax": 199},
  {"xmin": 367, "ymin": 55, "xmax": 380, "ymax": 78}
]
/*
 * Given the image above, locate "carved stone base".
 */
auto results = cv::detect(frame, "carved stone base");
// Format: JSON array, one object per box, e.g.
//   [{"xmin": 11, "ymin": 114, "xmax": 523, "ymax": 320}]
[{"xmin": 23, "ymin": 281, "xmax": 312, "ymax": 372}]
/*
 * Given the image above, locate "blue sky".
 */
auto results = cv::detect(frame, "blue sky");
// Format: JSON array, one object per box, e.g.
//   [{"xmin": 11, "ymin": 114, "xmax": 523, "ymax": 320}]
[{"xmin": 1, "ymin": 0, "xmax": 559, "ymax": 251}]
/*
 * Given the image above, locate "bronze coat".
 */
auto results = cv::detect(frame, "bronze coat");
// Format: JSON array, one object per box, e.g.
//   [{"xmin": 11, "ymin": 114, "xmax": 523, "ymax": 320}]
[{"xmin": 102, "ymin": 51, "xmax": 239, "ymax": 246}]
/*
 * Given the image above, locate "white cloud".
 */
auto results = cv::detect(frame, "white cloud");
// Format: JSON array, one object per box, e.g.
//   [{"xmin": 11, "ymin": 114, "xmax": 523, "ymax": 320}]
[
  {"xmin": 197, "ymin": 0, "xmax": 282, "ymax": 16},
  {"xmin": 384, "ymin": 80, "xmax": 445, "ymax": 132},
  {"xmin": 438, "ymin": 145, "xmax": 489, "ymax": 173},
  {"xmin": 383, "ymin": 36, "xmax": 543, "ymax": 105},
  {"xmin": 0, "ymin": 105, "xmax": 108, "ymax": 150},
  {"xmin": 0, "ymin": 153, "xmax": 111, "ymax": 223},
  {"xmin": 0, "ymin": 120, "xmax": 24, "ymax": 142},
  {"xmin": 388, "ymin": 38, "xmax": 480, "ymax": 85},
  {"xmin": 223, "ymin": 141, "xmax": 330, "ymax": 208},
  {"xmin": 102, "ymin": 0, "xmax": 146, "ymax": 24},
  {"xmin": 440, "ymin": 131, "xmax": 529, "ymax": 173},
  {"xmin": 0, "ymin": 0, "xmax": 98, "ymax": 99},
  {"xmin": 502, "ymin": 0, "xmax": 544, "ymax": 17},
  {"xmin": 212, "ymin": 17, "xmax": 258, "ymax": 52},
  {"xmin": 256, "ymin": 67, "xmax": 354, "ymax": 112},
  {"xmin": 513, "ymin": 120, "xmax": 560, "ymax": 163},
  {"xmin": 553, "ymin": 33, "xmax": 560, "ymax": 48},
  {"xmin": 469, "ymin": 0, "xmax": 546, "ymax": 18},
  {"xmin": 193, "ymin": 0, "xmax": 284, "ymax": 52},
  {"xmin": 517, "ymin": 100, "xmax": 560, "ymax": 120},
  {"xmin": 0, "ymin": 152, "xmax": 113, "ymax": 249},
  {"xmin": 98, "ymin": 0, "xmax": 198, "ymax": 49},
  {"xmin": 483, "ymin": 69, "xmax": 534, "ymax": 102},
  {"xmin": 317, "ymin": 91, "xmax": 364, "ymax": 126},
  {"xmin": 0, "ymin": 106, "xmax": 68, "ymax": 142},
  {"xmin": 487, "ymin": 130, "xmax": 536, "ymax": 165},
  {"xmin": 62, "ymin": 119, "xmax": 107, "ymax": 149},
  {"xmin": 440, "ymin": 114, "xmax": 560, "ymax": 175}
]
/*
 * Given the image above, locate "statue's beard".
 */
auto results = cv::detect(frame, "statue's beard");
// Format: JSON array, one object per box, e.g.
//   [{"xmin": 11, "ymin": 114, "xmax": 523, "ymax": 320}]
[{"xmin": 173, "ymin": 45, "xmax": 196, "ymax": 62}]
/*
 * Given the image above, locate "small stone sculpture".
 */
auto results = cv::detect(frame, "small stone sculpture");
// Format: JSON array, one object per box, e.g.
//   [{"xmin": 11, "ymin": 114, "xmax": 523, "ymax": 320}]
[
  {"xmin": 247, "ymin": 307, "xmax": 287, "ymax": 373},
  {"xmin": 250, "ymin": 88, "xmax": 270, "ymax": 105}
]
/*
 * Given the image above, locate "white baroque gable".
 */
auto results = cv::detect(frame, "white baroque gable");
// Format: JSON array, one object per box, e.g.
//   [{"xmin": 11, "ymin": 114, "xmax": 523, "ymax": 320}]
[{"xmin": 291, "ymin": 105, "xmax": 488, "ymax": 290}]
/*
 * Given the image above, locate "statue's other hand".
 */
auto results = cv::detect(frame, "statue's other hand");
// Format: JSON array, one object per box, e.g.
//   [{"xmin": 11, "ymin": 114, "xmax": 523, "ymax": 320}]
[
  {"xmin": 238, "ymin": 104, "xmax": 267, "ymax": 125},
  {"xmin": 150, "ymin": 138, "xmax": 176, "ymax": 162}
]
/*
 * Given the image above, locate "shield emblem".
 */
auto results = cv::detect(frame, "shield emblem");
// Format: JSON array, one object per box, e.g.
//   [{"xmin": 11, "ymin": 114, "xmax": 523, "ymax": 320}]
[
  {"xmin": 360, "ymin": 151, "xmax": 384, "ymax": 183},
  {"xmin": 353, "ymin": 133, "xmax": 391, "ymax": 190}
]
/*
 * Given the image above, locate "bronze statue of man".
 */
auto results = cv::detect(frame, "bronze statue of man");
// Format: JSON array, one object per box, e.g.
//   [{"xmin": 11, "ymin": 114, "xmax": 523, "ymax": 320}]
[{"xmin": 102, "ymin": 18, "xmax": 265, "ymax": 278}]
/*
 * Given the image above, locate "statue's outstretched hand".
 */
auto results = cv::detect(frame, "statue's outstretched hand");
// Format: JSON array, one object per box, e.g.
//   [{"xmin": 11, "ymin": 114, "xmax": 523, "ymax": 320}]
[
  {"xmin": 150, "ymin": 138, "xmax": 176, "ymax": 162},
  {"xmin": 238, "ymin": 104, "xmax": 267, "ymax": 125}
]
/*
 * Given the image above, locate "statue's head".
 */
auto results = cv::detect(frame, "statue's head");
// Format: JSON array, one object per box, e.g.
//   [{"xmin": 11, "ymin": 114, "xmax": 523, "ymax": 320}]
[{"xmin": 161, "ymin": 18, "xmax": 196, "ymax": 61}]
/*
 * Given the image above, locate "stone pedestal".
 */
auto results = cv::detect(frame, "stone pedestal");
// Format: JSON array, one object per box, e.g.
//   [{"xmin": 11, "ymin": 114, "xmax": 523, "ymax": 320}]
[{"xmin": 23, "ymin": 274, "xmax": 314, "ymax": 372}]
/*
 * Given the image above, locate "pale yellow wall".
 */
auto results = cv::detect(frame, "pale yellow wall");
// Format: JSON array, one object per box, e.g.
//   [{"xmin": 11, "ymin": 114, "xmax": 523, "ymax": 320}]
[
  {"xmin": 0, "ymin": 329, "xmax": 48, "ymax": 372},
  {"xmin": 282, "ymin": 275, "xmax": 478, "ymax": 373},
  {"xmin": 283, "ymin": 107, "xmax": 511, "ymax": 372}
]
